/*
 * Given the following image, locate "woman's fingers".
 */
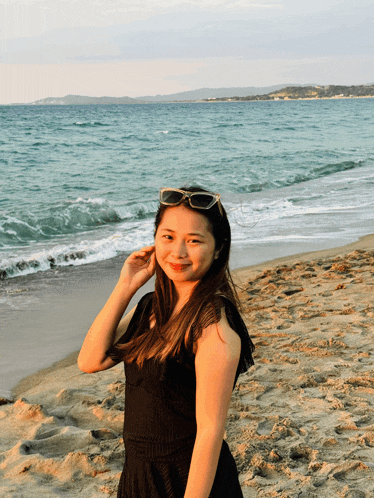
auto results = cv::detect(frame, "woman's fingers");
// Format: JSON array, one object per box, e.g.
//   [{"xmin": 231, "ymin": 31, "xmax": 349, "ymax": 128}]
[
  {"xmin": 128, "ymin": 246, "xmax": 153, "ymax": 256},
  {"xmin": 147, "ymin": 251, "xmax": 156, "ymax": 275},
  {"xmin": 141, "ymin": 245, "xmax": 155, "ymax": 252},
  {"xmin": 124, "ymin": 246, "xmax": 155, "ymax": 269},
  {"xmin": 132, "ymin": 245, "xmax": 155, "ymax": 258},
  {"xmin": 136, "ymin": 245, "xmax": 155, "ymax": 254},
  {"xmin": 118, "ymin": 246, "xmax": 155, "ymax": 292}
]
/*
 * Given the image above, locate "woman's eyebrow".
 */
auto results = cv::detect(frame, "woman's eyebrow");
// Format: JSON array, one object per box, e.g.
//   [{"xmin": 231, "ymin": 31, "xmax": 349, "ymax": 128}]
[
  {"xmin": 187, "ymin": 233, "xmax": 206, "ymax": 238},
  {"xmin": 160, "ymin": 228, "xmax": 206, "ymax": 238}
]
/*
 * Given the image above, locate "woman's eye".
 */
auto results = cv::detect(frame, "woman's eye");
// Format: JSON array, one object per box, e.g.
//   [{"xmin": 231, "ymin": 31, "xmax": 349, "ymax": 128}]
[{"xmin": 189, "ymin": 239, "xmax": 201, "ymax": 244}]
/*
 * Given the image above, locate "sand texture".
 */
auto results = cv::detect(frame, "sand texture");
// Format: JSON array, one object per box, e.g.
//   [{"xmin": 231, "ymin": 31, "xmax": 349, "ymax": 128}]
[
  {"xmin": 1, "ymin": 245, "xmax": 374, "ymax": 497},
  {"xmin": 230, "ymin": 248, "xmax": 374, "ymax": 497}
]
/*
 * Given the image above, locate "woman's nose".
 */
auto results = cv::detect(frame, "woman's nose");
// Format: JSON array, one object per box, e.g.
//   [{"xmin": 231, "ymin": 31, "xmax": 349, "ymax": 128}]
[{"xmin": 172, "ymin": 240, "xmax": 187, "ymax": 258}]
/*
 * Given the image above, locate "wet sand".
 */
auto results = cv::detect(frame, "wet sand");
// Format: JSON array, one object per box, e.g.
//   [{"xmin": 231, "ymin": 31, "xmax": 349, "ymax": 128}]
[
  {"xmin": 0, "ymin": 253, "xmax": 155, "ymax": 396},
  {"xmin": 1, "ymin": 234, "xmax": 374, "ymax": 497}
]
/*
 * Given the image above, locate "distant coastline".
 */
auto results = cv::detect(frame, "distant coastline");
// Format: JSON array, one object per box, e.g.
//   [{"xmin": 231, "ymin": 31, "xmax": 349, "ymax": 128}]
[
  {"xmin": 8, "ymin": 83, "xmax": 374, "ymax": 106},
  {"xmin": 202, "ymin": 85, "xmax": 374, "ymax": 102}
]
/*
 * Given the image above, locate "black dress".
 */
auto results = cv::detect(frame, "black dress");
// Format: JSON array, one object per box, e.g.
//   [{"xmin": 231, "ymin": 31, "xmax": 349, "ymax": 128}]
[{"xmin": 106, "ymin": 292, "xmax": 254, "ymax": 498}]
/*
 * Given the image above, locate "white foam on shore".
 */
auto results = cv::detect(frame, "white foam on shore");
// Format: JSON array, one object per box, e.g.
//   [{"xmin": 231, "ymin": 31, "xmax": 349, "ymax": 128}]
[{"xmin": 0, "ymin": 221, "xmax": 155, "ymax": 279}]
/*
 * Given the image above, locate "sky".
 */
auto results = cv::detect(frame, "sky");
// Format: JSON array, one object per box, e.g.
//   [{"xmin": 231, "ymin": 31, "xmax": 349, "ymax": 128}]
[{"xmin": 0, "ymin": 0, "xmax": 373, "ymax": 104}]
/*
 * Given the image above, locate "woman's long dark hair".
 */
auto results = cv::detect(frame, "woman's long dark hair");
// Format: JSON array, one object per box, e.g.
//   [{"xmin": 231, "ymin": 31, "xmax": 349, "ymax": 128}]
[{"xmin": 117, "ymin": 186, "xmax": 240, "ymax": 366}]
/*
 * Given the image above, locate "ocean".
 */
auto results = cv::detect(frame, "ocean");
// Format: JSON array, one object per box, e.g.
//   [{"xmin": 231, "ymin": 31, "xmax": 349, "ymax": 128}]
[
  {"xmin": 1, "ymin": 99, "xmax": 374, "ymax": 395},
  {"xmin": 1, "ymin": 99, "xmax": 374, "ymax": 279}
]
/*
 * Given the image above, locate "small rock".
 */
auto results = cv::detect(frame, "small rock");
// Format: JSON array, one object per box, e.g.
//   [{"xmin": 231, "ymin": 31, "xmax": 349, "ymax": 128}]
[
  {"xmin": 284, "ymin": 287, "xmax": 304, "ymax": 296},
  {"xmin": 91, "ymin": 429, "xmax": 117, "ymax": 440},
  {"xmin": 335, "ymin": 283, "xmax": 346, "ymax": 290},
  {"xmin": 269, "ymin": 450, "xmax": 281, "ymax": 461},
  {"xmin": 0, "ymin": 396, "xmax": 14, "ymax": 405}
]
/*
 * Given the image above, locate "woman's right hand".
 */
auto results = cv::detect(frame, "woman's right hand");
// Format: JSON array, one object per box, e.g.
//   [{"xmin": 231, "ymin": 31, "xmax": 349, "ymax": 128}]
[
  {"xmin": 78, "ymin": 245, "xmax": 156, "ymax": 374},
  {"xmin": 119, "ymin": 245, "xmax": 156, "ymax": 293}
]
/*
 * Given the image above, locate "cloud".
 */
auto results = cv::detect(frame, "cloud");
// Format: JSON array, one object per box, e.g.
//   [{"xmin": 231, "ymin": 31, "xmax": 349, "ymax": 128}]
[
  {"xmin": 223, "ymin": 0, "xmax": 282, "ymax": 9},
  {"xmin": 1, "ymin": 0, "xmax": 372, "ymax": 45},
  {"xmin": 0, "ymin": 0, "xmax": 283, "ymax": 37},
  {"xmin": 2, "ymin": 12, "xmax": 373, "ymax": 64}
]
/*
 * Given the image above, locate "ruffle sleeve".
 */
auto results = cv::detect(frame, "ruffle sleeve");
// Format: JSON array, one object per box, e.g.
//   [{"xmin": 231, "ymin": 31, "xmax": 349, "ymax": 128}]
[
  {"xmin": 196, "ymin": 295, "xmax": 255, "ymax": 379},
  {"xmin": 222, "ymin": 297, "xmax": 255, "ymax": 377}
]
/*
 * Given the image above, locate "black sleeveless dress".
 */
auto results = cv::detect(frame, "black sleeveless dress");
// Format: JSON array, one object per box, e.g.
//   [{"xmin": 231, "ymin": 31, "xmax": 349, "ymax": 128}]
[{"xmin": 106, "ymin": 292, "xmax": 254, "ymax": 498}]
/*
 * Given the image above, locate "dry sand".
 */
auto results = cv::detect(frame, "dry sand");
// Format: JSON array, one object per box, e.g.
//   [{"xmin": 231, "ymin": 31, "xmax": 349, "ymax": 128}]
[{"xmin": 1, "ymin": 235, "xmax": 374, "ymax": 497}]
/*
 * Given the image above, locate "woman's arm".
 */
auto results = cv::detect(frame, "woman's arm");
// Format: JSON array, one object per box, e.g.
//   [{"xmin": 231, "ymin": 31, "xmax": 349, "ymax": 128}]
[
  {"xmin": 77, "ymin": 246, "xmax": 155, "ymax": 373},
  {"xmin": 184, "ymin": 309, "xmax": 241, "ymax": 498}
]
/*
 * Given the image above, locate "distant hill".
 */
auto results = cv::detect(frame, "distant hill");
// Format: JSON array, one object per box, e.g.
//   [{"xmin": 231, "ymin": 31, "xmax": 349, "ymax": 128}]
[
  {"xmin": 27, "ymin": 84, "xmax": 316, "ymax": 105},
  {"xmin": 25, "ymin": 84, "xmax": 374, "ymax": 105},
  {"xmin": 30, "ymin": 95, "xmax": 142, "ymax": 105},
  {"xmin": 209, "ymin": 85, "xmax": 374, "ymax": 102},
  {"xmin": 133, "ymin": 84, "xmax": 317, "ymax": 102}
]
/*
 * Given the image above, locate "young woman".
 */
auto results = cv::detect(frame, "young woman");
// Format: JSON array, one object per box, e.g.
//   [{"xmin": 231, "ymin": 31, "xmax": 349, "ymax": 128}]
[{"xmin": 78, "ymin": 186, "xmax": 254, "ymax": 498}]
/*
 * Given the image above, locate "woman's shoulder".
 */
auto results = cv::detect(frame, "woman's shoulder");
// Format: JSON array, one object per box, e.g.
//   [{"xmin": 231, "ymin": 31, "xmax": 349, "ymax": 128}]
[
  {"xmin": 199, "ymin": 294, "xmax": 242, "ymax": 330},
  {"xmin": 208, "ymin": 294, "xmax": 256, "ymax": 374},
  {"xmin": 196, "ymin": 305, "xmax": 241, "ymax": 359}
]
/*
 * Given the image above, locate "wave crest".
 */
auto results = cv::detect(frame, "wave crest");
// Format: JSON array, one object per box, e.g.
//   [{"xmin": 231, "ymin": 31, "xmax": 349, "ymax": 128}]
[
  {"xmin": 0, "ymin": 222, "xmax": 154, "ymax": 279},
  {"xmin": 236, "ymin": 159, "xmax": 365, "ymax": 193},
  {"xmin": 0, "ymin": 198, "xmax": 156, "ymax": 247}
]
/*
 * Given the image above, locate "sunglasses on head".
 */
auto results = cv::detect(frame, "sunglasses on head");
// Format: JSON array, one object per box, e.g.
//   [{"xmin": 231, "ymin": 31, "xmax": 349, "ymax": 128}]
[{"xmin": 159, "ymin": 188, "xmax": 223, "ymax": 215}]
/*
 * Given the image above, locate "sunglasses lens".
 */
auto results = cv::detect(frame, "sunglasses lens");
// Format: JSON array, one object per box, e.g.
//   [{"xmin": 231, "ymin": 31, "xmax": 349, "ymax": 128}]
[
  {"xmin": 160, "ymin": 190, "xmax": 184, "ymax": 204},
  {"xmin": 190, "ymin": 194, "xmax": 214, "ymax": 209}
]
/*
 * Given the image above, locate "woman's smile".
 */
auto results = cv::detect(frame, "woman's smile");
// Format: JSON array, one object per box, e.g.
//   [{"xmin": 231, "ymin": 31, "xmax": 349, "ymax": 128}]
[{"xmin": 168, "ymin": 262, "xmax": 191, "ymax": 271}]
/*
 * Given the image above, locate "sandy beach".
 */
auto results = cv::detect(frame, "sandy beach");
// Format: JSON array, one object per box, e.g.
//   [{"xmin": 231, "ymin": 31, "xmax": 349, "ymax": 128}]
[{"xmin": 1, "ymin": 234, "xmax": 374, "ymax": 497}]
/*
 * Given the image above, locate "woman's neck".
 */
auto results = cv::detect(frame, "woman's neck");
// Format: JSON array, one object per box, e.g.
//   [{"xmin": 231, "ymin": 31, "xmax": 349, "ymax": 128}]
[{"xmin": 172, "ymin": 281, "xmax": 199, "ymax": 316}]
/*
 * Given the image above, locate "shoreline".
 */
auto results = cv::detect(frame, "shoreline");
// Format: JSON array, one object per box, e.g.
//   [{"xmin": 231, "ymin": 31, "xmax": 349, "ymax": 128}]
[
  {"xmin": 1, "ymin": 253, "xmax": 155, "ymax": 398},
  {"xmin": 9, "ymin": 232, "xmax": 374, "ymax": 400},
  {"xmin": 0, "ymin": 222, "xmax": 366, "ymax": 396},
  {"xmin": 235, "ymin": 233, "xmax": 374, "ymax": 274},
  {"xmin": 199, "ymin": 95, "xmax": 374, "ymax": 103}
]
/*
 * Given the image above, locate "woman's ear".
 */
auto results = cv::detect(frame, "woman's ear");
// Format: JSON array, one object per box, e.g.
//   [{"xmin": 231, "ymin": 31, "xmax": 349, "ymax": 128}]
[{"xmin": 214, "ymin": 242, "xmax": 224, "ymax": 260}]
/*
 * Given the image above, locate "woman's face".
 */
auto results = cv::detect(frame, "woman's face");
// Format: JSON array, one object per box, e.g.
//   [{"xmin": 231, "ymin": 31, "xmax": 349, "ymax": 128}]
[{"xmin": 155, "ymin": 205, "xmax": 216, "ymax": 288}]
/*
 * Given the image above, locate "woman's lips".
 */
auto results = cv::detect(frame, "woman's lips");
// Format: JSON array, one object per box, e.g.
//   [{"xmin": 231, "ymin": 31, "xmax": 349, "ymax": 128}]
[{"xmin": 169, "ymin": 263, "xmax": 190, "ymax": 271}]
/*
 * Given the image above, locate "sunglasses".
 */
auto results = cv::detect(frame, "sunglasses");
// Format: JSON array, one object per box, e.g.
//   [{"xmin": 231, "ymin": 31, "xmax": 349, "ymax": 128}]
[{"xmin": 159, "ymin": 188, "xmax": 223, "ymax": 216}]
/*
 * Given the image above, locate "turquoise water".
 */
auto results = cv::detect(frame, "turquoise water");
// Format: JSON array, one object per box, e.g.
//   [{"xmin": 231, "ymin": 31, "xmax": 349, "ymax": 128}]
[{"xmin": 1, "ymin": 99, "xmax": 374, "ymax": 279}]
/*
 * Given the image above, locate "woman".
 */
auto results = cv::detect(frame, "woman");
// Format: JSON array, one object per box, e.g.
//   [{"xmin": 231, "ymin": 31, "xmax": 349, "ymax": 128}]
[{"xmin": 78, "ymin": 186, "xmax": 254, "ymax": 498}]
